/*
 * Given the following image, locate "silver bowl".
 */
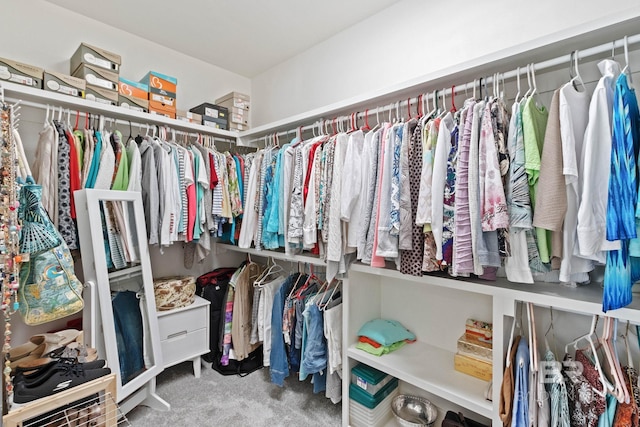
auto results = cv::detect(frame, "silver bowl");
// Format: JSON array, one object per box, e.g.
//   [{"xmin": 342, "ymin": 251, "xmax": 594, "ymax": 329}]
[{"xmin": 391, "ymin": 394, "xmax": 438, "ymax": 427}]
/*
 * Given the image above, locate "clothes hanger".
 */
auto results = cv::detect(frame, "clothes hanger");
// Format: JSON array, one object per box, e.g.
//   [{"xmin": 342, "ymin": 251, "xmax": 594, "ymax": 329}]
[
  {"xmin": 438, "ymin": 88, "xmax": 448, "ymax": 118},
  {"xmin": 527, "ymin": 303, "xmax": 538, "ymax": 375},
  {"xmin": 505, "ymin": 301, "xmax": 522, "ymax": 369},
  {"xmin": 544, "ymin": 306, "xmax": 557, "ymax": 357},
  {"xmin": 319, "ymin": 280, "xmax": 341, "ymax": 310},
  {"xmin": 450, "ymin": 86, "xmax": 457, "ymax": 113},
  {"xmin": 565, "ymin": 315, "xmax": 609, "ymax": 397},
  {"xmin": 569, "ymin": 50, "xmax": 587, "ymax": 93},
  {"xmin": 622, "ymin": 35, "xmax": 633, "ymax": 83},
  {"xmin": 601, "ymin": 317, "xmax": 629, "ymax": 403}
]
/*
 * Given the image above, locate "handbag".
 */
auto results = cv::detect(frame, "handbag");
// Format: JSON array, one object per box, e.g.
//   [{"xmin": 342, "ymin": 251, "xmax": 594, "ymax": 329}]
[
  {"xmin": 442, "ymin": 411, "xmax": 489, "ymax": 427},
  {"xmin": 18, "ymin": 183, "xmax": 84, "ymax": 325}
]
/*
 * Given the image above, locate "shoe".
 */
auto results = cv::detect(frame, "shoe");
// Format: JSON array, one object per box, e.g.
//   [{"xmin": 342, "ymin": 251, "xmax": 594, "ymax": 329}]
[
  {"xmin": 14, "ymin": 359, "xmax": 107, "ymax": 387},
  {"xmin": 13, "ymin": 364, "xmax": 111, "ymax": 404},
  {"xmin": 9, "ymin": 329, "xmax": 81, "ymax": 371}
]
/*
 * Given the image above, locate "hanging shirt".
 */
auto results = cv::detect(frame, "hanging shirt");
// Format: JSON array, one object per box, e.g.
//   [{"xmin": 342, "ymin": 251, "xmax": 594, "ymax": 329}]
[
  {"xmin": 558, "ymin": 81, "xmax": 593, "ymax": 283},
  {"xmin": 238, "ymin": 153, "xmax": 261, "ymax": 248},
  {"xmin": 398, "ymin": 121, "xmax": 417, "ymax": 251},
  {"xmin": 522, "ymin": 96, "xmax": 551, "ymax": 264},
  {"xmin": 432, "ymin": 113, "xmax": 455, "ymax": 261},
  {"xmin": 469, "ymin": 102, "xmax": 485, "ymax": 276},
  {"xmin": 511, "ymin": 338, "xmax": 530, "ymax": 427},
  {"xmin": 375, "ymin": 125, "xmax": 399, "ymax": 260},
  {"xmin": 341, "ymin": 130, "xmax": 365, "ymax": 251},
  {"xmin": 603, "ymin": 72, "xmax": 640, "ymax": 312},
  {"xmin": 126, "ymin": 138, "xmax": 142, "ymax": 192},
  {"xmin": 577, "ymin": 60, "xmax": 622, "ymax": 261},
  {"xmin": 139, "ymin": 138, "xmax": 159, "ymax": 245},
  {"xmin": 360, "ymin": 129, "xmax": 381, "ymax": 263}
]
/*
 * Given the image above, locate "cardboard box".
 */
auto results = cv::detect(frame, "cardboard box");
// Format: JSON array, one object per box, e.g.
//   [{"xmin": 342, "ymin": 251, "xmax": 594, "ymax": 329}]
[
  {"xmin": 85, "ymin": 84, "xmax": 118, "ymax": 106},
  {"xmin": 119, "ymin": 94, "xmax": 148, "ymax": 113},
  {"xmin": 202, "ymin": 115, "xmax": 228, "ymax": 130},
  {"xmin": 457, "ymin": 334, "xmax": 492, "ymax": 363},
  {"xmin": 215, "ymin": 91, "xmax": 250, "ymax": 110},
  {"xmin": 141, "ymin": 71, "xmax": 177, "ymax": 96},
  {"xmin": 72, "ymin": 63, "xmax": 118, "ymax": 91},
  {"xmin": 0, "ymin": 57, "xmax": 43, "ymax": 88},
  {"xmin": 190, "ymin": 103, "xmax": 227, "ymax": 120},
  {"xmin": 70, "ymin": 42, "xmax": 121, "ymax": 73},
  {"xmin": 176, "ymin": 110, "xmax": 202, "ymax": 124},
  {"xmin": 454, "ymin": 353, "xmax": 492, "ymax": 381},
  {"xmin": 118, "ymin": 77, "xmax": 148, "ymax": 100},
  {"xmin": 229, "ymin": 123, "xmax": 246, "ymax": 131},
  {"xmin": 465, "ymin": 318, "xmax": 492, "ymax": 343},
  {"xmin": 149, "ymin": 106, "xmax": 176, "ymax": 119},
  {"xmin": 229, "ymin": 111, "xmax": 248, "ymax": 126},
  {"xmin": 43, "ymin": 71, "xmax": 85, "ymax": 98},
  {"xmin": 149, "ymin": 92, "xmax": 176, "ymax": 112}
]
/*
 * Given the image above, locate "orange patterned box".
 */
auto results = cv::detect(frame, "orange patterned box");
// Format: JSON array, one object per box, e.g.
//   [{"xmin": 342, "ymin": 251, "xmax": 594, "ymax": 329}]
[{"xmin": 118, "ymin": 77, "xmax": 148, "ymax": 100}]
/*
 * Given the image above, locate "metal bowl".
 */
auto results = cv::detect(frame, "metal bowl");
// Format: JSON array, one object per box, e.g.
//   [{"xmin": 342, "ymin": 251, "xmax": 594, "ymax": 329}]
[{"xmin": 391, "ymin": 394, "xmax": 438, "ymax": 427}]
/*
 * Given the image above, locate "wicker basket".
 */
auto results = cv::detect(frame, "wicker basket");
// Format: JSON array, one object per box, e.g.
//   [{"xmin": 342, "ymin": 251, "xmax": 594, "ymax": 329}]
[{"xmin": 153, "ymin": 276, "xmax": 196, "ymax": 311}]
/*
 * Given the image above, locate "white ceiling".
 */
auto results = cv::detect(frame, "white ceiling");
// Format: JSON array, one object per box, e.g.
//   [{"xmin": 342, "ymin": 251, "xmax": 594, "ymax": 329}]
[{"xmin": 44, "ymin": 0, "xmax": 401, "ymax": 77}]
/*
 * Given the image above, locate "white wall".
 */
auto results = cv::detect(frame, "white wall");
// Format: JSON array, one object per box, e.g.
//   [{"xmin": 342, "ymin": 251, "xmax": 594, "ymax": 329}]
[
  {"xmin": 251, "ymin": 0, "xmax": 640, "ymax": 125},
  {"xmin": 3, "ymin": 0, "xmax": 250, "ymax": 113}
]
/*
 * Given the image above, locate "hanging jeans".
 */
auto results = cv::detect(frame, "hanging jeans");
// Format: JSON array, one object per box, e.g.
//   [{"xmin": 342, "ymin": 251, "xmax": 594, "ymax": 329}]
[
  {"xmin": 302, "ymin": 303, "xmax": 327, "ymax": 394},
  {"xmin": 112, "ymin": 291, "xmax": 145, "ymax": 384}
]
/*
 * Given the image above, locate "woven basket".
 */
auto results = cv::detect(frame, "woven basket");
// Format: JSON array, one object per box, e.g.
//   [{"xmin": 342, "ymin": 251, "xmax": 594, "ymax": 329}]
[{"xmin": 153, "ymin": 276, "xmax": 196, "ymax": 311}]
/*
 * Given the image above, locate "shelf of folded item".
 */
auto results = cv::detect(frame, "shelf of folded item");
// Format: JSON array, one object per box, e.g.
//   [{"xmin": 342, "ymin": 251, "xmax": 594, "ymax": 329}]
[
  {"xmin": 346, "ymin": 342, "xmax": 492, "ymax": 419},
  {"xmin": 215, "ymin": 242, "xmax": 326, "ymax": 266},
  {"xmin": 349, "ymin": 263, "xmax": 640, "ymax": 322},
  {"xmin": 1, "ymin": 81, "xmax": 237, "ymax": 140},
  {"xmin": 107, "ymin": 264, "xmax": 143, "ymax": 282}
]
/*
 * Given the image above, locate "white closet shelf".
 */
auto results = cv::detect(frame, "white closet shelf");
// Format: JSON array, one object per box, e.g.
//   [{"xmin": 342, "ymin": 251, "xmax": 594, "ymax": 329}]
[
  {"xmin": 346, "ymin": 342, "xmax": 493, "ymax": 419},
  {"xmin": 107, "ymin": 264, "xmax": 143, "ymax": 281},
  {"xmin": 350, "ymin": 263, "xmax": 640, "ymax": 322},
  {"xmin": 215, "ymin": 242, "xmax": 326, "ymax": 266},
  {"xmin": 1, "ymin": 81, "xmax": 238, "ymax": 139}
]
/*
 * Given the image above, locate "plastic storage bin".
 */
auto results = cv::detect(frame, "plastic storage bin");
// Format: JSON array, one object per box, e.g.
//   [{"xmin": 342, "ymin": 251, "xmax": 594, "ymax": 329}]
[{"xmin": 351, "ymin": 362, "xmax": 395, "ymax": 396}]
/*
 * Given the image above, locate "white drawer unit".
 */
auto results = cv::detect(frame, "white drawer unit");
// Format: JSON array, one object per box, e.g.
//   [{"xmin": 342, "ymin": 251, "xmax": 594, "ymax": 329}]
[{"xmin": 156, "ymin": 295, "xmax": 210, "ymax": 378}]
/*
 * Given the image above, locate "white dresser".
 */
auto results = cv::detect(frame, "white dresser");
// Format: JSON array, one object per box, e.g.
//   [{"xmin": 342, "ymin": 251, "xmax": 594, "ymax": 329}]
[{"xmin": 156, "ymin": 295, "xmax": 210, "ymax": 378}]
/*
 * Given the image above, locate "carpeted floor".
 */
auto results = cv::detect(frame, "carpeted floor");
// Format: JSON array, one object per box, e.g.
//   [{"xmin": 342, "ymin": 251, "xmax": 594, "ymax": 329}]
[{"xmin": 126, "ymin": 361, "xmax": 342, "ymax": 426}]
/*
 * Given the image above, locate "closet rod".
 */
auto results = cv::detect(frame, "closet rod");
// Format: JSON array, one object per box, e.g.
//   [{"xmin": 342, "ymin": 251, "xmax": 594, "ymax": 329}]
[
  {"xmin": 5, "ymin": 97, "xmax": 236, "ymax": 143},
  {"xmin": 244, "ymin": 32, "xmax": 640, "ymax": 145}
]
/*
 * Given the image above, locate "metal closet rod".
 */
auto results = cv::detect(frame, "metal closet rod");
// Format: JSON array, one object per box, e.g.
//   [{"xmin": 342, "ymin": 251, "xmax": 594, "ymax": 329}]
[
  {"xmin": 247, "ymin": 32, "xmax": 640, "ymax": 145},
  {"xmin": 5, "ymin": 97, "xmax": 236, "ymax": 143}
]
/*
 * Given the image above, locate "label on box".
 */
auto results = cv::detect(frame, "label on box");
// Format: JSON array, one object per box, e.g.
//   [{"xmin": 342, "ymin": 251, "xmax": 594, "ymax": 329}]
[
  {"xmin": 1, "ymin": 67, "xmax": 33, "ymax": 86},
  {"xmin": 84, "ymin": 53, "xmax": 112, "ymax": 70},
  {"xmin": 85, "ymin": 73, "xmax": 116, "ymax": 90},
  {"xmin": 356, "ymin": 377, "xmax": 368, "ymax": 390},
  {"xmin": 204, "ymin": 120, "xmax": 223, "ymax": 129},
  {"xmin": 205, "ymin": 107, "xmax": 219, "ymax": 118},
  {"xmin": 151, "ymin": 93, "xmax": 175, "ymax": 107},
  {"xmin": 86, "ymin": 94, "xmax": 112, "ymax": 105},
  {"xmin": 121, "ymin": 102, "xmax": 144, "ymax": 113},
  {"xmin": 50, "ymin": 82, "xmax": 78, "ymax": 96}
]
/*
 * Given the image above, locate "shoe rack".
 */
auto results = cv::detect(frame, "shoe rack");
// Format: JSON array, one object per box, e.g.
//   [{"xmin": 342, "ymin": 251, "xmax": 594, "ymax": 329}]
[{"xmin": 74, "ymin": 189, "xmax": 169, "ymax": 414}]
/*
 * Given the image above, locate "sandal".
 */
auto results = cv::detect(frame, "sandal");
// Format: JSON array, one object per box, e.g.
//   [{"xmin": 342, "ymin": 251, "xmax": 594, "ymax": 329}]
[{"xmin": 9, "ymin": 329, "xmax": 81, "ymax": 371}]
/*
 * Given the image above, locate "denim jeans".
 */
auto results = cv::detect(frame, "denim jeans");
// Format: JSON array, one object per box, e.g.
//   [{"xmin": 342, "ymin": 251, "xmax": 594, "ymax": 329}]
[
  {"xmin": 112, "ymin": 291, "xmax": 145, "ymax": 384},
  {"xmin": 302, "ymin": 303, "xmax": 328, "ymax": 394},
  {"xmin": 270, "ymin": 274, "xmax": 305, "ymax": 386}
]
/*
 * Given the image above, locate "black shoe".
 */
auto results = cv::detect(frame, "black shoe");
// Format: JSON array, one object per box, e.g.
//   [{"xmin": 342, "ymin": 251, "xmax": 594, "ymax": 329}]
[
  {"xmin": 13, "ymin": 364, "xmax": 111, "ymax": 404},
  {"xmin": 14, "ymin": 359, "xmax": 107, "ymax": 387}
]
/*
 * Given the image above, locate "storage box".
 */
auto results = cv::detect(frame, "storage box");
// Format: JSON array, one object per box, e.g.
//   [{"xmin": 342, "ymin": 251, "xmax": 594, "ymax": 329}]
[
  {"xmin": 215, "ymin": 91, "xmax": 250, "ymax": 110},
  {"xmin": 0, "ymin": 57, "xmax": 43, "ymax": 88},
  {"xmin": 351, "ymin": 363, "xmax": 395, "ymax": 396},
  {"xmin": 190, "ymin": 103, "xmax": 228, "ymax": 120},
  {"xmin": 149, "ymin": 105, "xmax": 176, "ymax": 119},
  {"xmin": 349, "ymin": 378, "xmax": 398, "ymax": 409},
  {"xmin": 457, "ymin": 334, "xmax": 492, "ymax": 363},
  {"xmin": 85, "ymin": 84, "xmax": 118, "ymax": 106},
  {"xmin": 118, "ymin": 77, "xmax": 148, "ymax": 100},
  {"xmin": 202, "ymin": 116, "xmax": 228, "ymax": 130},
  {"xmin": 72, "ymin": 63, "xmax": 118, "ymax": 91},
  {"xmin": 229, "ymin": 123, "xmax": 246, "ymax": 131},
  {"xmin": 70, "ymin": 42, "xmax": 121, "ymax": 73},
  {"xmin": 454, "ymin": 353, "xmax": 492, "ymax": 381},
  {"xmin": 119, "ymin": 94, "xmax": 149, "ymax": 113},
  {"xmin": 149, "ymin": 92, "xmax": 177, "ymax": 111},
  {"xmin": 350, "ymin": 389, "xmax": 397, "ymax": 427},
  {"xmin": 176, "ymin": 110, "xmax": 202, "ymax": 124},
  {"xmin": 43, "ymin": 71, "xmax": 85, "ymax": 98},
  {"xmin": 141, "ymin": 71, "xmax": 177, "ymax": 97},
  {"xmin": 230, "ymin": 110, "xmax": 249, "ymax": 126},
  {"xmin": 465, "ymin": 318, "xmax": 493, "ymax": 343}
]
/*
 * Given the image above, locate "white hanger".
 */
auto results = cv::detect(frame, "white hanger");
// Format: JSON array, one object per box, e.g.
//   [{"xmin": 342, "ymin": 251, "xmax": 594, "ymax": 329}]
[
  {"xmin": 570, "ymin": 50, "xmax": 587, "ymax": 93},
  {"xmin": 623, "ymin": 35, "xmax": 633, "ymax": 83},
  {"xmin": 601, "ymin": 317, "xmax": 629, "ymax": 403},
  {"xmin": 521, "ymin": 65, "xmax": 532, "ymax": 100},
  {"xmin": 530, "ymin": 63, "xmax": 538, "ymax": 97},
  {"xmin": 505, "ymin": 302, "xmax": 522, "ymax": 368},
  {"xmin": 565, "ymin": 315, "xmax": 609, "ymax": 397},
  {"xmin": 527, "ymin": 303, "xmax": 538, "ymax": 373},
  {"xmin": 472, "ymin": 79, "xmax": 477, "ymax": 100},
  {"xmin": 44, "ymin": 104, "xmax": 50, "ymax": 126},
  {"xmin": 439, "ymin": 88, "xmax": 447, "ymax": 118}
]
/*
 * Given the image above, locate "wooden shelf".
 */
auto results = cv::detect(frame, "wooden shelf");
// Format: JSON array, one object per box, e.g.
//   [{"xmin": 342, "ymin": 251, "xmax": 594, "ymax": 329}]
[
  {"xmin": 347, "ymin": 342, "xmax": 493, "ymax": 419},
  {"xmin": 215, "ymin": 242, "xmax": 326, "ymax": 266},
  {"xmin": 2, "ymin": 81, "xmax": 238, "ymax": 139},
  {"xmin": 349, "ymin": 263, "xmax": 640, "ymax": 322}
]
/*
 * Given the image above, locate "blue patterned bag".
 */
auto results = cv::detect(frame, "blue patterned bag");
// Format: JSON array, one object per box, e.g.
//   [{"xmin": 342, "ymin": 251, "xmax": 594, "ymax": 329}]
[{"xmin": 18, "ymin": 183, "xmax": 84, "ymax": 325}]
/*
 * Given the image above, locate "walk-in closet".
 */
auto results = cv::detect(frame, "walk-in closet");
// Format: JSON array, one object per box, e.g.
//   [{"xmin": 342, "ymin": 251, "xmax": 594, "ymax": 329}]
[{"xmin": 3, "ymin": 1, "xmax": 640, "ymax": 426}]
